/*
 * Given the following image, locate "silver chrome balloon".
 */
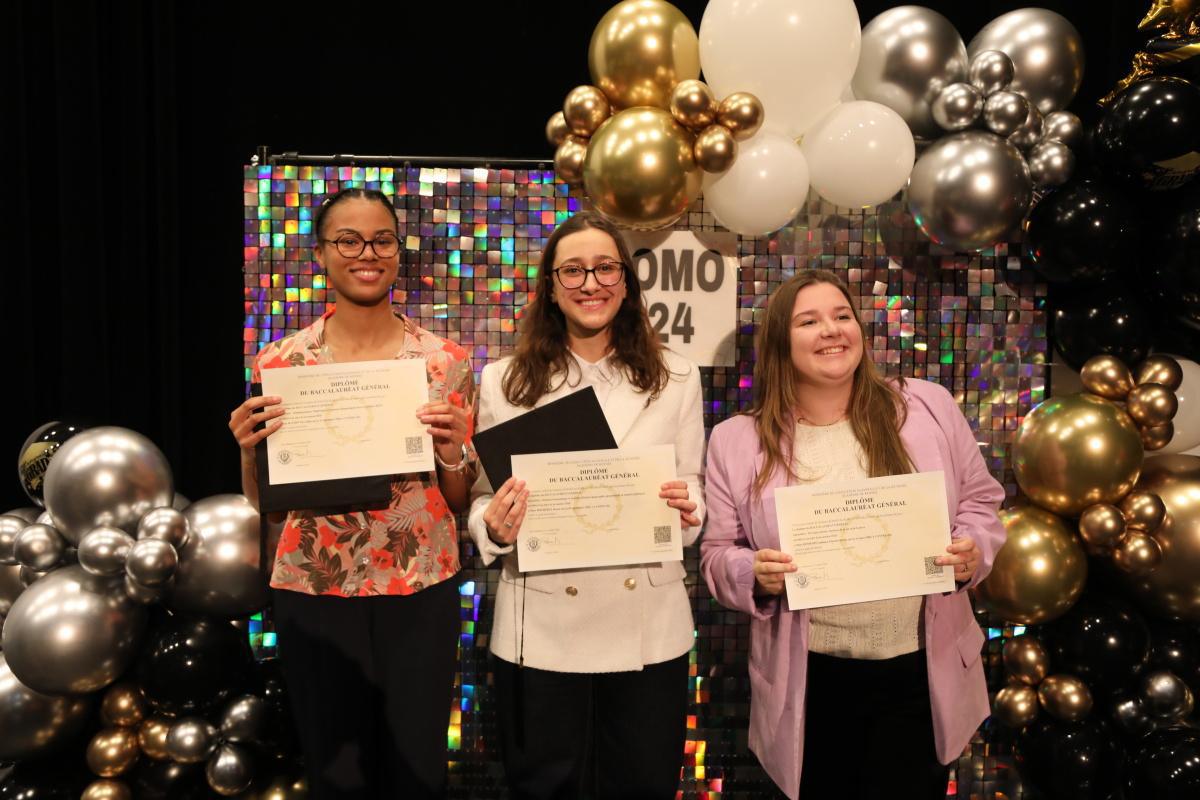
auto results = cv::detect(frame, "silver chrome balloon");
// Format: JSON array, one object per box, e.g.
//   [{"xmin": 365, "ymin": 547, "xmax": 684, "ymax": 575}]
[
  {"xmin": 1041, "ymin": 110, "xmax": 1084, "ymax": 149},
  {"xmin": 206, "ymin": 742, "xmax": 255, "ymax": 796},
  {"xmin": 220, "ymin": 694, "xmax": 267, "ymax": 743},
  {"xmin": 0, "ymin": 564, "xmax": 22, "ymax": 616},
  {"xmin": 907, "ymin": 131, "xmax": 1033, "ymax": 253},
  {"xmin": 35, "ymin": 510, "xmax": 54, "ymax": 526},
  {"xmin": 0, "ymin": 515, "xmax": 26, "ymax": 565},
  {"xmin": 123, "ymin": 574, "xmax": 171, "ymax": 605},
  {"xmin": 1113, "ymin": 693, "xmax": 1159, "ymax": 737},
  {"xmin": 172, "ymin": 493, "xmax": 191, "ymax": 511},
  {"xmin": 125, "ymin": 538, "xmax": 178, "ymax": 588},
  {"xmin": 13, "ymin": 523, "xmax": 66, "ymax": 572},
  {"xmin": 1028, "ymin": 140, "xmax": 1076, "ymax": 188},
  {"xmin": 983, "ymin": 91, "xmax": 1031, "ymax": 137},
  {"xmin": 1140, "ymin": 670, "xmax": 1195, "ymax": 719},
  {"xmin": 19, "ymin": 566, "xmax": 49, "ymax": 587},
  {"xmin": 932, "ymin": 83, "xmax": 984, "ymax": 131},
  {"xmin": 42, "ymin": 427, "xmax": 173, "ymax": 544},
  {"xmin": 1008, "ymin": 104, "xmax": 1045, "ymax": 150},
  {"xmin": 2, "ymin": 508, "xmax": 41, "ymax": 524},
  {"xmin": 968, "ymin": 9, "xmax": 1085, "ymax": 114},
  {"xmin": 166, "ymin": 717, "xmax": 218, "ymax": 764},
  {"xmin": 137, "ymin": 507, "xmax": 189, "ymax": 549},
  {"xmin": 78, "ymin": 526, "xmax": 136, "ymax": 577},
  {"xmin": 170, "ymin": 495, "xmax": 267, "ymax": 619},
  {"xmin": 1, "ymin": 565, "xmax": 147, "ymax": 694},
  {"xmin": 969, "ymin": 49, "xmax": 1015, "ymax": 95},
  {"xmin": 852, "ymin": 6, "xmax": 969, "ymax": 140},
  {"xmin": 0, "ymin": 652, "xmax": 93, "ymax": 762}
]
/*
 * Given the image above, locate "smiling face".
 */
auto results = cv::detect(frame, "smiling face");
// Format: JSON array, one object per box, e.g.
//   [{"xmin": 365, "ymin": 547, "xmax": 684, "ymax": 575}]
[
  {"xmin": 314, "ymin": 197, "xmax": 400, "ymax": 308},
  {"xmin": 789, "ymin": 281, "xmax": 865, "ymax": 388},
  {"xmin": 550, "ymin": 226, "xmax": 628, "ymax": 343}
]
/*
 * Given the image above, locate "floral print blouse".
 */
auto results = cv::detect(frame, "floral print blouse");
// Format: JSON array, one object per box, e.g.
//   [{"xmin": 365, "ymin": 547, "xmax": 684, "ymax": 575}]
[{"xmin": 252, "ymin": 309, "xmax": 477, "ymax": 597}]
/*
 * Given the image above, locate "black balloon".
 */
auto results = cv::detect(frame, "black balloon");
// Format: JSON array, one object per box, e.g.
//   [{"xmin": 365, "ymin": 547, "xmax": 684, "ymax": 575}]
[
  {"xmin": 136, "ymin": 615, "xmax": 254, "ymax": 716},
  {"xmin": 1044, "ymin": 593, "xmax": 1151, "ymax": 698},
  {"xmin": 1149, "ymin": 186, "xmax": 1200, "ymax": 323},
  {"xmin": 1016, "ymin": 716, "xmax": 1126, "ymax": 800},
  {"xmin": 16, "ymin": 421, "xmax": 86, "ymax": 508},
  {"xmin": 1148, "ymin": 619, "xmax": 1200, "ymax": 698},
  {"xmin": 129, "ymin": 760, "xmax": 210, "ymax": 800},
  {"xmin": 1094, "ymin": 77, "xmax": 1200, "ymax": 191},
  {"xmin": 1025, "ymin": 179, "xmax": 1138, "ymax": 285},
  {"xmin": 1053, "ymin": 283, "xmax": 1154, "ymax": 371},
  {"xmin": 1126, "ymin": 726, "xmax": 1200, "ymax": 798},
  {"xmin": 0, "ymin": 757, "xmax": 90, "ymax": 800},
  {"xmin": 255, "ymin": 657, "xmax": 300, "ymax": 761}
]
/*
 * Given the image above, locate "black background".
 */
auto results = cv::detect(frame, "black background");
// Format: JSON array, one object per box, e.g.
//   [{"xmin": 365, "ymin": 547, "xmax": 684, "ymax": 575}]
[{"xmin": 4, "ymin": 0, "xmax": 1146, "ymax": 510}]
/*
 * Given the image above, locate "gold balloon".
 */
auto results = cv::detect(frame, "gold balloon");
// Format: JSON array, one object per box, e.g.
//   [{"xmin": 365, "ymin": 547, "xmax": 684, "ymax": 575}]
[
  {"xmin": 1142, "ymin": 422, "xmax": 1175, "ymax": 451},
  {"xmin": 669, "ymin": 79, "xmax": 717, "ymax": 130},
  {"xmin": 1038, "ymin": 674, "xmax": 1094, "ymax": 722},
  {"xmin": 1080, "ymin": 355, "xmax": 1135, "ymax": 400},
  {"xmin": 588, "ymin": 0, "xmax": 700, "ymax": 110},
  {"xmin": 563, "ymin": 85, "xmax": 611, "ymax": 138},
  {"xmin": 1136, "ymin": 354, "xmax": 1184, "ymax": 391},
  {"xmin": 1078, "ymin": 503, "xmax": 1127, "ymax": 555},
  {"xmin": 1012, "ymin": 393, "xmax": 1144, "ymax": 517},
  {"xmin": 82, "ymin": 780, "xmax": 132, "ymax": 800},
  {"xmin": 554, "ymin": 135, "xmax": 589, "ymax": 186},
  {"xmin": 694, "ymin": 124, "xmax": 737, "ymax": 174},
  {"xmin": 138, "ymin": 716, "xmax": 173, "ymax": 761},
  {"xmin": 545, "ymin": 111, "xmax": 570, "ymax": 147},
  {"xmin": 1127, "ymin": 383, "xmax": 1179, "ymax": 428},
  {"xmin": 976, "ymin": 506, "xmax": 1088, "ymax": 625},
  {"xmin": 582, "ymin": 107, "xmax": 701, "ymax": 230},
  {"xmin": 100, "ymin": 683, "xmax": 145, "ymax": 728},
  {"xmin": 1121, "ymin": 491, "xmax": 1168, "ymax": 532},
  {"xmin": 1113, "ymin": 531, "xmax": 1164, "ymax": 574},
  {"xmin": 993, "ymin": 684, "xmax": 1040, "ymax": 728},
  {"xmin": 717, "ymin": 92, "xmax": 766, "ymax": 141},
  {"xmin": 254, "ymin": 775, "xmax": 309, "ymax": 800},
  {"xmin": 1003, "ymin": 635, "xmax": 1050, "ymax": 685},
  {"xmin": 1124, "ymin": 455, "xmax": 1200, "ymax": 620},
  {"xmin": 86, "ymin": 727, "xmax": 140, "ymax": 778}
]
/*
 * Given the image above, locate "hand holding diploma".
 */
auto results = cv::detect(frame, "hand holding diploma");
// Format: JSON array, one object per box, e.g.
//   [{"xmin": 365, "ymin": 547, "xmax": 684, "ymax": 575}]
[{"xmin": 417, "ymin": 400, "xmax": 472, "ymax": 467}]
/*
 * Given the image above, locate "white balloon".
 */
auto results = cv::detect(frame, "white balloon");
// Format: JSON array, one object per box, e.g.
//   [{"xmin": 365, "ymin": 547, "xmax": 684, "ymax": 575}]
[
  {"xmin": 703, "ymin": 130, "xmax": 810, "ymax": 236},
  {"xmin": 699, "ymin": 0, "xmax": 861, "ymax": 137},
  {"xmin": 801, "ymin": 101, "xmax": 915, "ymax": 208},
  {"xmin": 1161, "ymin": 356, "xmax": 1200, "ymax": 454}
]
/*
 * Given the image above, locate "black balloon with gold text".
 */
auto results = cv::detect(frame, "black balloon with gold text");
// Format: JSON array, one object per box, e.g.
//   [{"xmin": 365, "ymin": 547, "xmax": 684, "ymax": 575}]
[
  {"xmin": 1052, "ymin": 281, "xmax": 1154, "ymax": 371},
  {"xmin": 16, "ymin": 421, "xmax": 86, "ymax": 507},
  {"xmin": 1093, "ymin": 77, "xmax": 1200, "ymax": 191},
  {"xmin": 1025, "ymin": 179, "xmax": 1138, "ymax": 286}
]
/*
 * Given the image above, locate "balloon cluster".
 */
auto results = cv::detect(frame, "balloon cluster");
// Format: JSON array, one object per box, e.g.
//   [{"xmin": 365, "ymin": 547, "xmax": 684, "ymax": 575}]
[{"xmin": 993, "ymin": 635, "xmax": 1093, "ymax": 727}]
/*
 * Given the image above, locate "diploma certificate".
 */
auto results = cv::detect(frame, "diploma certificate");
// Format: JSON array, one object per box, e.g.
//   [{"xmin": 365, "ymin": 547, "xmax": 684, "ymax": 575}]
[
  {"xmin": 260, "ymin": 360, "xmax": 433, "ymax": 484},
  {"xmin": 774, "ymin": 472, "xmax": 954, "ymax": 611},
  {"xmin": 513, "ymin": 445, "xmax": 683, "ymax": 572}
]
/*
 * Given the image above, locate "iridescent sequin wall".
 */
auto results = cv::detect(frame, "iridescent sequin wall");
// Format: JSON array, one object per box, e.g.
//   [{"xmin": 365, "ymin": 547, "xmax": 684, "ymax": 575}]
[{"xmin": 242, "ymin": 162, "xmax": 1047, "ymax": 798}]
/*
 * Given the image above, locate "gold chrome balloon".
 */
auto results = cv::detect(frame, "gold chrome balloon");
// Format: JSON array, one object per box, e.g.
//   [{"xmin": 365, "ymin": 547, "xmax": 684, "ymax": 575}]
[
  {"xmin": 1080, "ymin": 355, "xmax": 1135, "ymax": 400},
  {"xmin": 1003, "ymin": 635, "xmax": 1050, "ymax": 685},
  {"xmin": 545, "ymin": 111, "xmax": 570, "ymax": 147},
  {"xmin": 1127, "ymin": 383, "xmax": 1179, "ymax": 428},
  {"xmin": 100, "ymin": 683, "xmax": 145, "ymax": 728},
  {"xmin": 138, "ymin": 717, "xmax": 173, "ymax": 760},
  {"xmin": 1079, "ymin": 503, "xmax": 1127, "ymax": 555},
  {"xmin": 86, "ymin": 727, "xmax": 140, "ymax": 778},
  {"xmin": 1136, "ymin": 354, "xmax": 1184, "ymax": 391},
  {"xmin": 1142, "ymin": 423, "xmax": 1175, "ymax": 451},
  {"xmin": 717, "ymin": 92, "xmax": 766, "ymax": 141},
  {"xmin": 582, "ymin": 107, "xmax": 701, "ymax": 230},
  {"xmin": 670, "ymin": 79, "xmax": 718, "ymax": 130},
  {"xmin": 1121, "ymin": 491, "xmax": 1167, "ymax": 532},
  {"xmin": 993, "ymin": 684, "xmax": 1040, "ymax": 728},
  {"xmin": 255, "ymin": 775, "xmax": 309, "ymax": 800},
  {"xmin": 1012, "ymin": 393, "xmax": 1144, "ymax": 517},
  {"xmin": 563, "ymin": 85, "xmax": 611, "ymax": 138},
  {"xmin": 1113, "ymin": 531, "xmax": 1164, "ymax": 574},
  {"xmin": 1038, "ymin": 674, "xmax": 1094, "ymax": 722},
  {"xmin": 588, "ymin": 0, "xmax": 700, "ymax": 110},
  {"xmin": 554, "ymin": 135, "xmax": 589, "ymax": 186},
  {"xmin": 82, "ymin": 780, "xmax": 132, "ymax": 800},
  {"xmin": 976, "ymin": 506, "xmax": 1088, "ymax": 624},
  {"xmin": 1124, "ymin": 455, "xmax": 1200, "ymax": 620},
  {"xmin": 694, "ymin": 124, "xmax": 737, "ymax": 174}
]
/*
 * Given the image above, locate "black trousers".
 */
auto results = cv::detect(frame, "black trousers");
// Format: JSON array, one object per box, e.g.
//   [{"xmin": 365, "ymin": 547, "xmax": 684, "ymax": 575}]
[
  {"xmin": 492, "ymin": 653, "xmax": 690, "ymax": 800},
  {"xmin": 799, "ymin": 649, "xmax": 949, "ymax": 800},
  {"xmin": 272, "ymin": 580, "xmax": 459, "ymax": 800}
]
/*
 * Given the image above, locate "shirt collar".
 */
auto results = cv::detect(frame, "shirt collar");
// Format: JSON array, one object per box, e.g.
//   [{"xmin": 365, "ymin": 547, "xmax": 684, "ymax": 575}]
[{"xmin": 569, "ymin": 348, "xmax": 619, "ymax": 383}]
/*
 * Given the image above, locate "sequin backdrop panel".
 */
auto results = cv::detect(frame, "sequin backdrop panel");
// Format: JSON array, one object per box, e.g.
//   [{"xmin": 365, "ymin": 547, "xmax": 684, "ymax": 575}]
[{"xmin": 242, "ymin": 163, "xmax": 1047, "ymax": 799}]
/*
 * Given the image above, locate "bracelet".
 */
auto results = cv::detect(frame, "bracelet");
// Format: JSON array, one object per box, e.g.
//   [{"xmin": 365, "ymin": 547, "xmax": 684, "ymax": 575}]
[{"xmin": 434, "ymin": 443, "xmax": 473, "ymax": 473}]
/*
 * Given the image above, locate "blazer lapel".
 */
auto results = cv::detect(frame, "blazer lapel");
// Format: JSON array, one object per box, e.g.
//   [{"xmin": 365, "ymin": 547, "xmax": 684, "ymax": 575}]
[{"xmin": 603, "ymin": 383, "xmax": 647, "ymax": 445}]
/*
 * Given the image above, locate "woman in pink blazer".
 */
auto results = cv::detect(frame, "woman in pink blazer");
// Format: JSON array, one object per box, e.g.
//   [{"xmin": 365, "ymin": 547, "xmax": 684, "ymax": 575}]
[{"xmin": 700, "ymin": 270, "xmax": 1005, "ymax": 799}]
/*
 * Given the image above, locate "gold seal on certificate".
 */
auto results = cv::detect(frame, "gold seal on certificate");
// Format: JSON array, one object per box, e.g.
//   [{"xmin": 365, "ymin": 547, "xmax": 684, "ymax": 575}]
[
  {"xmin": 512, "ymin": 444, "xmax": 682, "ymax": 572},
  {"xmin": 259, "ymin": 359, "xmax": 434, "ymax": 485},
  {"xmin": 774, "ymin": 471, "xmax": 955, "ymax": 611}
]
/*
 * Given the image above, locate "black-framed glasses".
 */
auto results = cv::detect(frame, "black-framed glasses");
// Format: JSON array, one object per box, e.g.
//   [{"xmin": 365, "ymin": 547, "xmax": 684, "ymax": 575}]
[
  {"xmin": 552, "ymin": 261, "xmax": 626, "ymax": 289},
  {"xmin": 320, "ymin": 233, "xmax": 400, "ymax": 259}
]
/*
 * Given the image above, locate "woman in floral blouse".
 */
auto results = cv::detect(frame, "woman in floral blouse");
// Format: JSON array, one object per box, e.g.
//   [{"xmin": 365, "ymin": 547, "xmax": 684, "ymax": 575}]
[{"xmin": 228, "ymin": 188, "xmax": 476, "ymax": 799}]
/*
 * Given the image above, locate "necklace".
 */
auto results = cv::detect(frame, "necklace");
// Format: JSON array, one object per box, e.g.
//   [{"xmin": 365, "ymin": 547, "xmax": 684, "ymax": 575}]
[{"xmin": 795, "ymin": 412, "xmax": 848, "ymax": 427}]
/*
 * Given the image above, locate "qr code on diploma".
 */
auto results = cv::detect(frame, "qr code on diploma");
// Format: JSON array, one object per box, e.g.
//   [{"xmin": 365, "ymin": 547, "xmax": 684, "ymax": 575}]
[
  {"xmin": 405, "ymin": 436, "xmax": 423, "ymax": 456},
  {"xmin": 653, "ymin": 526, "xmax": 672, "ymax": 544},
  {"xmin": 924, "ymin": 556, "xmax": 944, "ymax": 576}
]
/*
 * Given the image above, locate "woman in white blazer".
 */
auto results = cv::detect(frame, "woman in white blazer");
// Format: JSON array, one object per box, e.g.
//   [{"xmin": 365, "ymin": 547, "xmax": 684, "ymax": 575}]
[{"xmin": 468, "ymin": 211, "xmax": 705, "ymax": 799}]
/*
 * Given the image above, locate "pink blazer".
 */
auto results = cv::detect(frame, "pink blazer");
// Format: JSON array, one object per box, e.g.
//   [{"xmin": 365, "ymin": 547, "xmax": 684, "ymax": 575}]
[{"xmin": 700, "ymin": 379, "xmax": 1006, "ymax": 799}]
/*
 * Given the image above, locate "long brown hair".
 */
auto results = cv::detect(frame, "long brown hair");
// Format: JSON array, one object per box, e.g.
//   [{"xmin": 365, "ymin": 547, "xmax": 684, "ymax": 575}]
[
  {"xmin": 502, "ymin": 211, "xmax": 670, "ymax": 407},
  {"xmin": 749, "ymin": 270, "xmax": 913, "ymax": 495}
]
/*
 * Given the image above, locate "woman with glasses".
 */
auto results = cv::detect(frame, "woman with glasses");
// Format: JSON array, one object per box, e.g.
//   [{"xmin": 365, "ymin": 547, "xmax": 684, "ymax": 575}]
[
  {"xmin": 468, "ymin": 210, "xmax": 705, "ymax": 799},
  {"xmin": 228, "ymin": 187, "xmax": 477, "ymax": 799}
]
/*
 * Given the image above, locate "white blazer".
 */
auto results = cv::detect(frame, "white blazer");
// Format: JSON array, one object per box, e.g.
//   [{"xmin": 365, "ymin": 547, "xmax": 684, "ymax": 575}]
[{"xmin": 468, "ymin": 349, "xmax": 706, "ymax": 673}]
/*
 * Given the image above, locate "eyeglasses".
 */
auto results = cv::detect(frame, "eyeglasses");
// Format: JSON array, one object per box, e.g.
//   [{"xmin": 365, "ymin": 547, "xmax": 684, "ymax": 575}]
[
  {"xmin": 552, "ymin": 261, "xmax": 626, "ymax": 289},
  {"xmin": 320, "ymin": 233, "xmax": 400, "ymax": 259}
]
